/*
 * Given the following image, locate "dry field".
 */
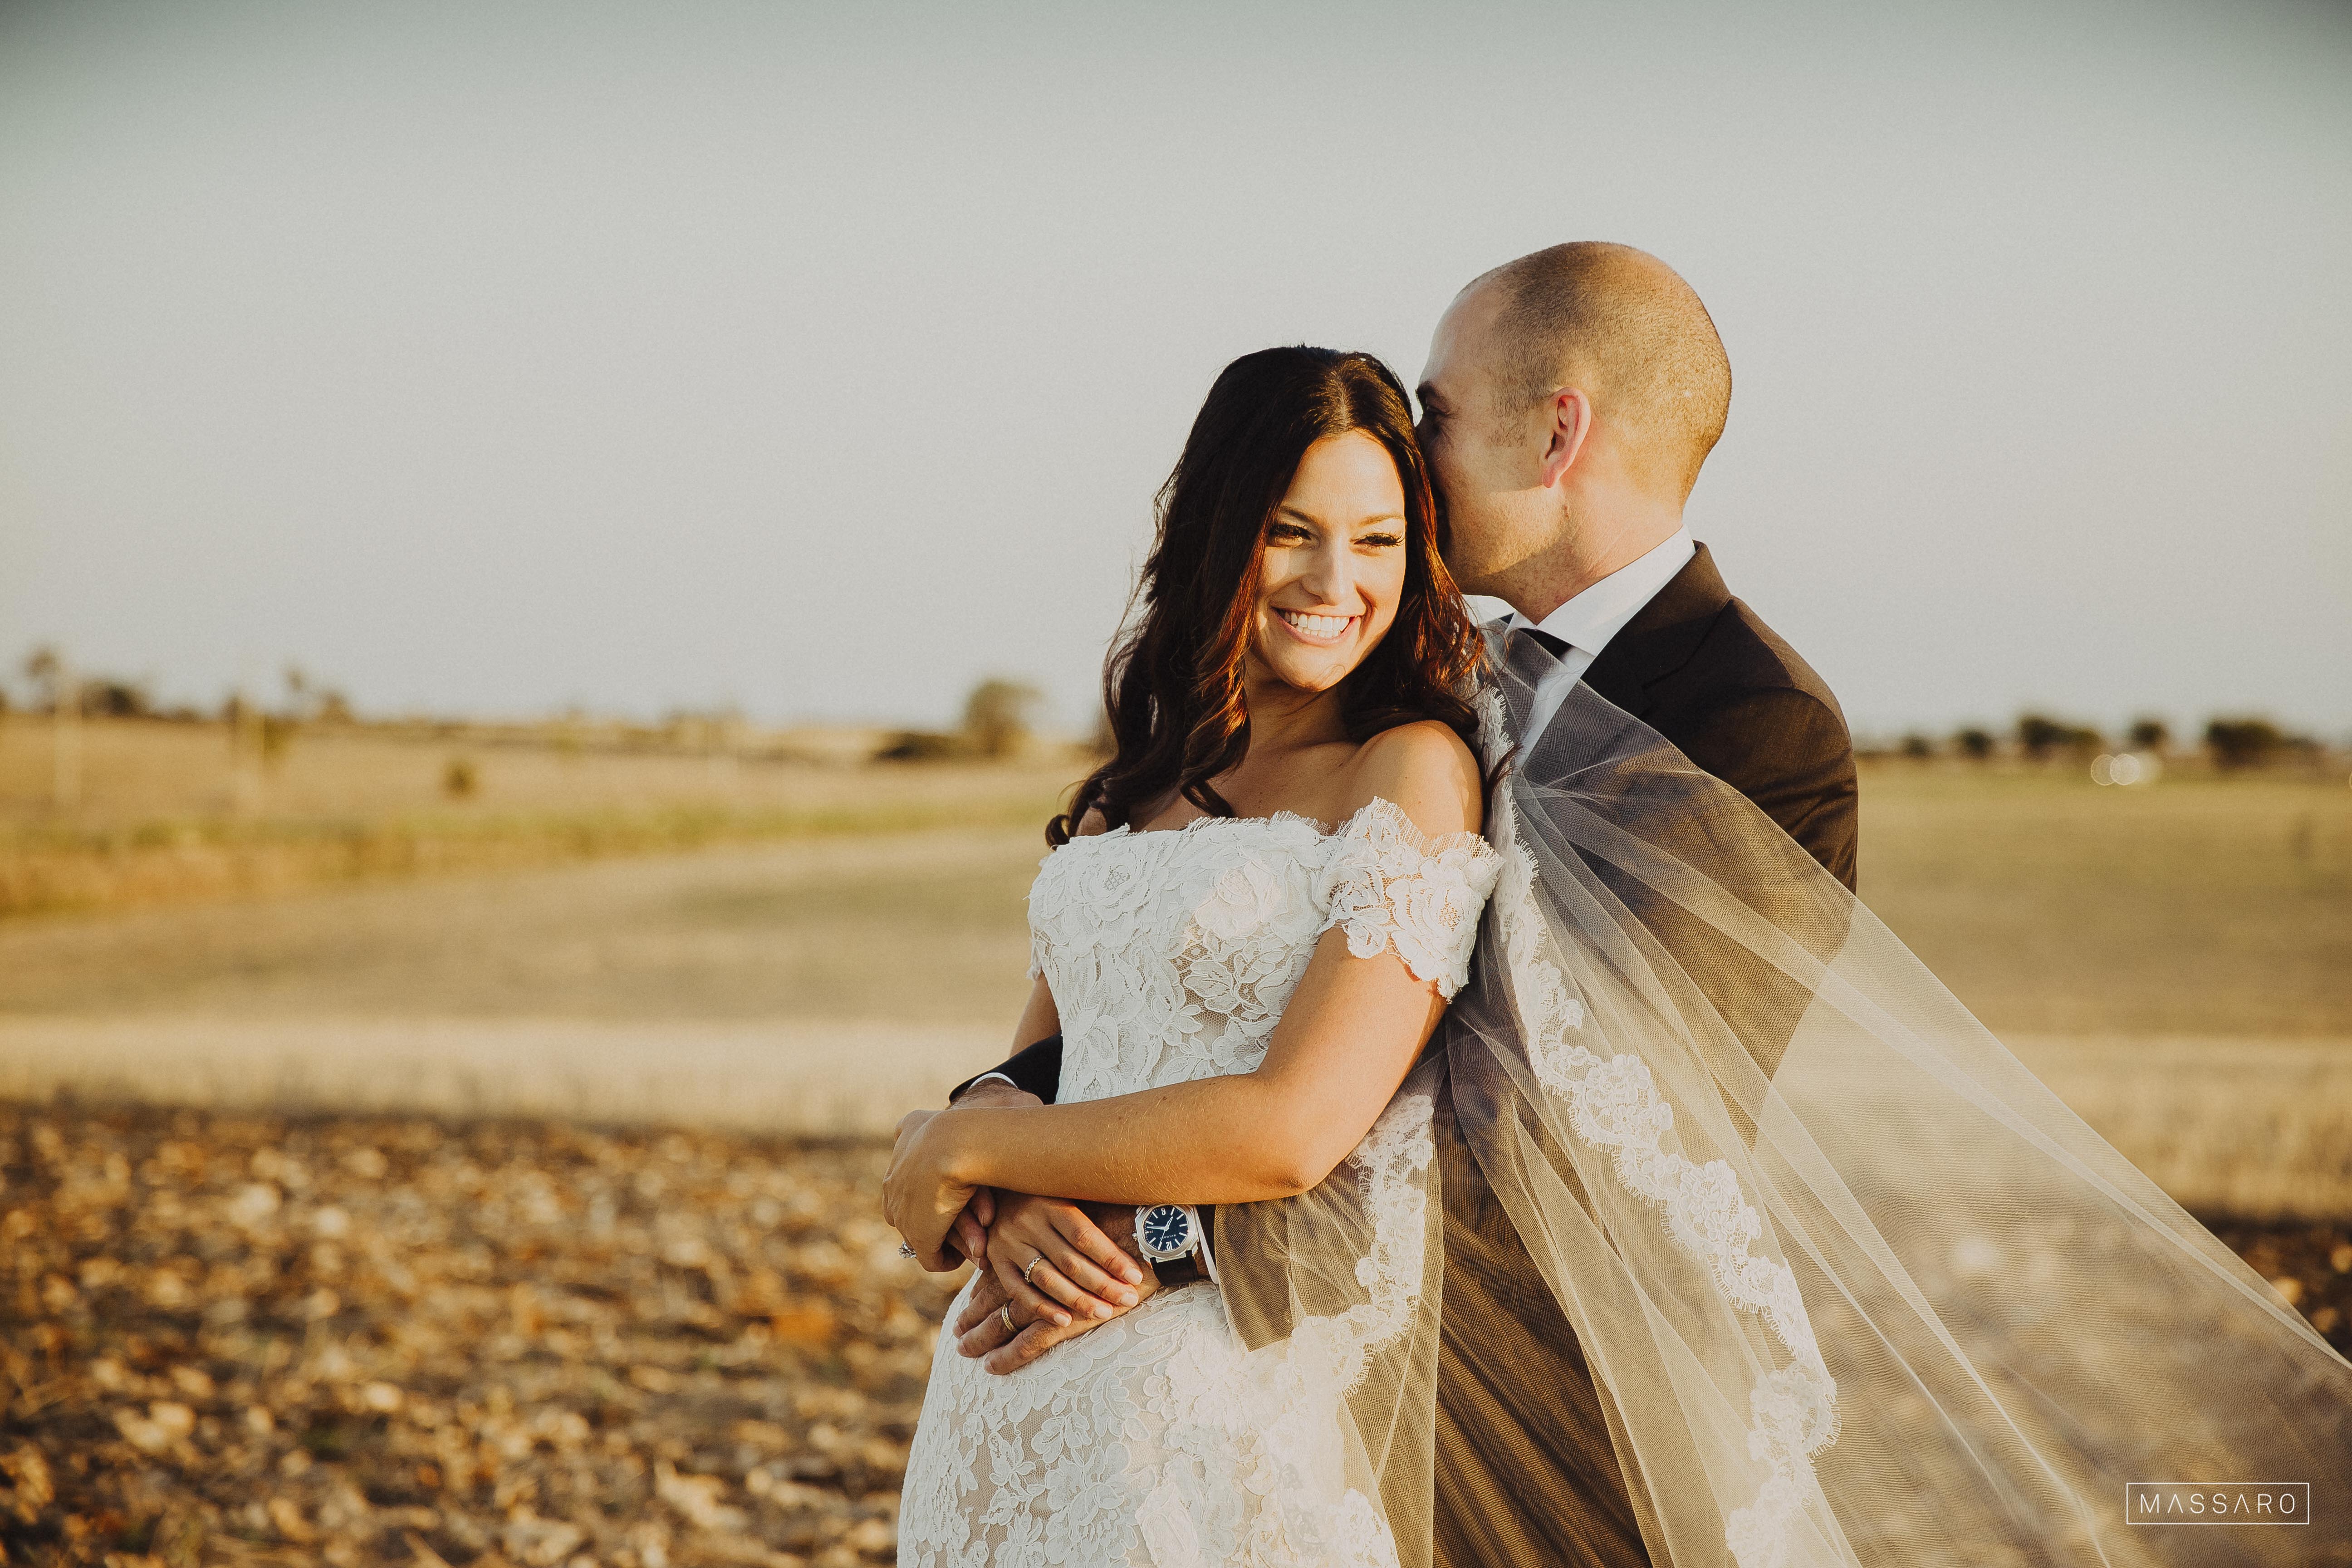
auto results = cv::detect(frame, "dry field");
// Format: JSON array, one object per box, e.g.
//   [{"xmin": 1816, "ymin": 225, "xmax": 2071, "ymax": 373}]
[
  {"xmin": 1858, "ymin": 761, "xmax": 2352, "ymax": 1038},
  {"xmin": 0, "ymin": 741, "xmax": 2347, "ymax": 1211},
  {"xmin": 0, "ymin": 719, "xmax": 1081, "ymax": 920},
  {"xmin": 0, "ymin": 736, "xmax": 2349, "ymax": 1565}
]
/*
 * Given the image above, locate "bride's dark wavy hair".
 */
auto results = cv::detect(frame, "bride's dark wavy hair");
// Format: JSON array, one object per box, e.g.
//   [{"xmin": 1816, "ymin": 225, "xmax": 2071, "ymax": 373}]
[{"xmin": 1049, "ymin": 346, "xmax": 1486, "ymax": 845}]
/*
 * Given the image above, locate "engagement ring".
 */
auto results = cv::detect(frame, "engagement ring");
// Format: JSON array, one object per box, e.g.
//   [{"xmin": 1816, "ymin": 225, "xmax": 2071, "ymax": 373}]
[
  {"xmin": 897, "ymin": 1242, "xmax": 917, "ymax": 1259},
  {"xmin": 1022, "ymin": 1254, "xmax": 1046, "ymax": 1283}
]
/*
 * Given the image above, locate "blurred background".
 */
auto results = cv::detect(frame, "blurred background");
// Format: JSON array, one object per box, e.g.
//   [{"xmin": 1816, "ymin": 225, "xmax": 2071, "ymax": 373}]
[{"xmin": 0, "ymin": 2, "xmax": 2347, "ymax": 1565}]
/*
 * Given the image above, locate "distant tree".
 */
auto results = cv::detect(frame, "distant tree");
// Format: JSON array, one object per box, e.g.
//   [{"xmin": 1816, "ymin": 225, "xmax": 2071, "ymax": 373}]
[
  {"xmin": 2017, "ymin": 713, "xmax": 2101, "ymax": 760},
  {"xmin": 2127, "ymin": 717, "xmax": 2170, "ymax": 752},
  {"xmin": 23, "ymin": 646, "xmax": 64, "ymax": 713},
  {"xmin": 1900, "ymin": 733, "xmax": 1934, "ymax": 760},
  {"xmin": 83, "ymin": 679, "xmax": 151, "ymax": 718},
  {"xmin": 2205, "ymin": 717, "xmax": 2286, "ymax": 770},
  {"xmin": 1955, "ymin": 727, "xmax": 1994, "ymax": 761},
  {"xmin": 962, "ymin": 678, "xmax": 1044, "ymax": 759},
  {"xmin": 874, "ymin": 730, "xmax": 970, "ymax": 763}
]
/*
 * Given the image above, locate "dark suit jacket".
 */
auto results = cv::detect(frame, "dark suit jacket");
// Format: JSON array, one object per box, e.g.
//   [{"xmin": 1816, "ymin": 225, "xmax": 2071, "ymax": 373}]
[
  {"xmin": 952, "ymin": 542, "xmax": 1857, "ymax": 1566},
  {"xmin": 1580, "ymin": 542, "xmax": 1857, "ymax": 892}
]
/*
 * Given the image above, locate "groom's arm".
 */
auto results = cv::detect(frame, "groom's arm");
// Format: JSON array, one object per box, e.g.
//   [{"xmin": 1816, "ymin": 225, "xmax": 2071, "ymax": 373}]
[
  {"xmin": 1605, "ymin": 682, "xmax": 1857, "ymax": 1096},
  {"xmin": 951, "ymin": 1034, "xmax": 1063, "ymax": 1106},
  {"xmin": 1674, "ymin": 686, "xmax": 1858, "ymax": 893}
]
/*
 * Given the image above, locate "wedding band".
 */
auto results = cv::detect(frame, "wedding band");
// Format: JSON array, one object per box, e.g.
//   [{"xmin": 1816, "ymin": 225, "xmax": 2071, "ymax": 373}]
[
  {"xmin": 999, "ymin": 1303, "xmax": 1017, "ymax": 1334},
  {"xmin": 1022, "ymin": 1254, "xmax": 1046, "ymax": 1284}
]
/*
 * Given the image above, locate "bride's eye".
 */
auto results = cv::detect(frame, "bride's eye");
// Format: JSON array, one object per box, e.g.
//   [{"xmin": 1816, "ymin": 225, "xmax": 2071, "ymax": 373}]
[
  {"xmin": 1356, "ymin": 531, "xmax": 1404, "ymax": 550},
  {"xmin": 1266, "ymin": 522, "xmax": 1312, "ymax": 545}
]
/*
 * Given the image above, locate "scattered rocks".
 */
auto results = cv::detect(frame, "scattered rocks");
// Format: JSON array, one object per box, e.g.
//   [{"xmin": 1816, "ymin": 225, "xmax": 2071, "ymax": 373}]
[
  {"xmin": 0, "ymin": 1106, "xmax": 964, "ymax": 1566},
  {"xmin": 0, "ymin": 1103, "xmax": 2341, "ymax": 1567}
]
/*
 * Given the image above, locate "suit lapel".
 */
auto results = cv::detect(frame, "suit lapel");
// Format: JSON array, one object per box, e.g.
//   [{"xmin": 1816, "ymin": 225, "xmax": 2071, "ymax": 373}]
[{"xmin": 1580, "ymin": 542, "xmax": 1734, "ymax": 717}]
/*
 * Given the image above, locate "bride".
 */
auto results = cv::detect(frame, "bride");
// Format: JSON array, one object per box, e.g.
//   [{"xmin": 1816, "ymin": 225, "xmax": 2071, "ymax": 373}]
[
  {"xmin": 884, "ymin": 345, "xmax": 1494, "ymax": 1567},
  {"xmin": 883, "ymin": 342, "xmax": 2352, "ymax": 1566}
]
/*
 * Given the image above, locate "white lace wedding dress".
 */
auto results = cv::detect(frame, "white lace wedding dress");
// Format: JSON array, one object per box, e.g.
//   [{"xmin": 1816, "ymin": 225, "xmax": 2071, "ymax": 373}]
[{"xmin": 898, "ymin": 798, "xmax": 1502, "ymax": 1568}]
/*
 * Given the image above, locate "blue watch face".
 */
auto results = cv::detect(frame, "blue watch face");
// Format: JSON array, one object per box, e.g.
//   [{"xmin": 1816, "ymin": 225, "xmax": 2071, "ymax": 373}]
[{"xmin": 1141, "ymin": 1204, "xmax": 1191, "ymax": 1257}]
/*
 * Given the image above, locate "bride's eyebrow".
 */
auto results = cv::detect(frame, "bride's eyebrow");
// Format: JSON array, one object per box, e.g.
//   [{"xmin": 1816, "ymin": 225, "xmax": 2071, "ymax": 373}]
[{"xmin": 1271, "ymin": 506, "xmax": 1404, "ymax": 531}]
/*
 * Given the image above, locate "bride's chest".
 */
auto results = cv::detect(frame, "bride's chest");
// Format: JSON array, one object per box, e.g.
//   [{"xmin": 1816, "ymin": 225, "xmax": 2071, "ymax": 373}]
[{"xmin": 1027, "ymin": 818, "xmax": 1337, "ymax": 966}]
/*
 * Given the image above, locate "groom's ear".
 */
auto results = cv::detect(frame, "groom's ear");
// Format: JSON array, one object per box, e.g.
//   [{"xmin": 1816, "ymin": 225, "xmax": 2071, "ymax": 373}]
[{"xmin": 1539, "ymin": 388, "xmax": 1593, "ymax": 490}]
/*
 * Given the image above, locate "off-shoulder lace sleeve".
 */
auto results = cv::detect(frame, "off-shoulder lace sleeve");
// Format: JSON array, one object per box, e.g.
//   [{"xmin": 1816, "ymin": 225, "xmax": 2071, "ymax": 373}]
[{"xmin": 1315, "ymin": 797, "xmax": 1504, "ymax": 998}]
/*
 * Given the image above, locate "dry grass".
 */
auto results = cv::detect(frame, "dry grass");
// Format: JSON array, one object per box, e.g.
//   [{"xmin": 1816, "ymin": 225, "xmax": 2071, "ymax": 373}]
[
  {"xmin": 0, "ymin": 829, "xmax": 1041, "ymax": 1027},
  {"xmin": 0, "ymin": 719, "xmax": 1084, "ymax": 919},
  {"xmin": 1859, "ymin": 762, "xmax": 2352, "ymax": 1037}
]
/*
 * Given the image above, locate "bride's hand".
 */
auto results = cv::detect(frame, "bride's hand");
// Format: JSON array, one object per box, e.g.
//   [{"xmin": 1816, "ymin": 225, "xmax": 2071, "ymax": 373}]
[
  {"xmin": 956, "ymin": 1209, "xmax": 1161, "ymax": 1375},
  {"xmin": 984, "ymin": 1193, "xmax": 1145, "ymax": 1327},
  {"xmin": 883, "ymin": 1108, "xmax": 978, "ymax": 1271}
]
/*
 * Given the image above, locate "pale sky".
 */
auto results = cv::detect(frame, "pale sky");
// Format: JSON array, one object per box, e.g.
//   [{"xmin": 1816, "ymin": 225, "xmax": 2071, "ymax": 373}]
[{"xmin": 3, "ymin": 0, "xmax": 2348, "ymax": 739}]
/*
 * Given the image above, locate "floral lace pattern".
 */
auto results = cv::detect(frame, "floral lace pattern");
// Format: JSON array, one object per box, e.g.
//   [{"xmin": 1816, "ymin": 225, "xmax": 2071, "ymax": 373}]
[
  {"xmin": 1471, "ymin": 689, "xmax": 1839, "ymax": 1568},
  {"xmin": 900, "ymin": 799, "xmax": 1500, "ymax": 1568}
]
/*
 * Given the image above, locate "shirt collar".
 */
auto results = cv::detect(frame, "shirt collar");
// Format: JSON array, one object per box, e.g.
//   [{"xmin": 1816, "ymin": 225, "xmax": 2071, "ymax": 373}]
[{"xmin": 1508, "ymin": 527, "xmax": 1696, "ymax": 659}]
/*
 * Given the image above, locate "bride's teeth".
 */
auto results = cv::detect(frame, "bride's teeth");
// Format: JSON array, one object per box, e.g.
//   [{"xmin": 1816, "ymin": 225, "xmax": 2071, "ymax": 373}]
[{"xmin": 1281, "ymin": 611, "xmax": 1350, "ymax": 639}]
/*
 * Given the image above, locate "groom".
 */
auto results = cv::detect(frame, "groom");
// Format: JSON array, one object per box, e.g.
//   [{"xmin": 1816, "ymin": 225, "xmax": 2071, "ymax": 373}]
[{"xmin": 946, "ymin": 242, "xmax": 1857, "ymax": 1566}]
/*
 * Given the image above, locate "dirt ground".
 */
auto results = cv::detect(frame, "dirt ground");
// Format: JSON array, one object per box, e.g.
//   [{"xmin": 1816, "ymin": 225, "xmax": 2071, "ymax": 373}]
[
  {"xmin": 0, "ymin": 1104, "xmax": 2345, "ymax": 1568},
  {"xmin": 0, "ymin": 1107, "xmax": 963, "ymax": 1568}
]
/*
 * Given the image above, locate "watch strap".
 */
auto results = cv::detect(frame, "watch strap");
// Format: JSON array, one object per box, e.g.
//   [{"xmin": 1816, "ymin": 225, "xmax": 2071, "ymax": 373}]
[
  {"xmin": 1154, "ymin": 1250, "xmax": 1208, "ymax": 1288},
  {"xmin": 1144, "ymin": 1204, "xmax": 1215, "ymax": 1287}
]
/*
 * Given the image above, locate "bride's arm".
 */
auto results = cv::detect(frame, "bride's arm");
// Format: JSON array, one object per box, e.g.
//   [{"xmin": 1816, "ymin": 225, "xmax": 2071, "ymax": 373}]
[
  {"xmin": 917, "ymin": 926, "xmax": 1447, "ymax": 1193},
  {"xmin": 886, "ymin": 724, "xmax": 1480, "ymax": 1267}
]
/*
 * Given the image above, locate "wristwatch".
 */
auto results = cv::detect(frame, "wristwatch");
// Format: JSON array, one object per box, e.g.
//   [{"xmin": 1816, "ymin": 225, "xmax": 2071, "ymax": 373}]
[{"xmin": 1134, "ymin": 1203, "xmax": 1214, "ymax": 1287}]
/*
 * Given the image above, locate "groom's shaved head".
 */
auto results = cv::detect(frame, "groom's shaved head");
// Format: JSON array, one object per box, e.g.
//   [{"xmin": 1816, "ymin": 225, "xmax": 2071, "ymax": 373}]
[{"xmin": 1465, "ymin": 242, "xmax": 1731, "ymax": 498}]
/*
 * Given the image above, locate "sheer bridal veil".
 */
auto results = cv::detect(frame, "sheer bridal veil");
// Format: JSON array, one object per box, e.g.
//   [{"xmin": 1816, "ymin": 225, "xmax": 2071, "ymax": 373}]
[{"xmin": 1214, "ymin": 635, "xmax": 2351, "ymax": 1568}]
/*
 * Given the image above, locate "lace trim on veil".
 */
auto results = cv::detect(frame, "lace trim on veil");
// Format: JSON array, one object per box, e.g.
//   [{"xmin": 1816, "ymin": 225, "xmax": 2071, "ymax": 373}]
[{"xmin": 1473, "ymin": 690, "xmax": 1840, "ymax": 1568}]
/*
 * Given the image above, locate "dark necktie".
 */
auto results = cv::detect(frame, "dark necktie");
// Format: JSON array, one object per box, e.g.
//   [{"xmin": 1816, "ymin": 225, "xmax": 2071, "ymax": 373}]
[{"xmin": 1518, "ymin": 625, "xmax": 1570, "ymax": 659}]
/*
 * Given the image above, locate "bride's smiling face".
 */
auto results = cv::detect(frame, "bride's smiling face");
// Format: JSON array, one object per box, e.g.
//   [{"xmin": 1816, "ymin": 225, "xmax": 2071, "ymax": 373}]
[{"xmin": 1247, "ymin": 430, "xmax": 1409, "ymax": 696}]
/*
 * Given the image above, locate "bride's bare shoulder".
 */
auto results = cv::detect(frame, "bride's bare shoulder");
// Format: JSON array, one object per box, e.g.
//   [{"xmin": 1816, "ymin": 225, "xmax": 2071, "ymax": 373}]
[{"xmin": 1338, "ymin": 721, "xmax": 1483, "ymax": 838}]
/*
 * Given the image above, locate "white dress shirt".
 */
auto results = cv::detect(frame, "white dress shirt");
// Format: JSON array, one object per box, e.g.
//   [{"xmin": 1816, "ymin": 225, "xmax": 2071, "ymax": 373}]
[{"xmin": 1502, "ymin": 526, "xmax": 1696, "ymax": 741}]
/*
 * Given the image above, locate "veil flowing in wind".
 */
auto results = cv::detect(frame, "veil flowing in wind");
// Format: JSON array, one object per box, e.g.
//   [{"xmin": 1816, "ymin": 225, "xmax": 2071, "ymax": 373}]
[{"xmin": 1212, "ymin": 635, "xmax": 2352, "ymax": 1568}]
